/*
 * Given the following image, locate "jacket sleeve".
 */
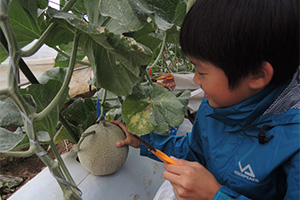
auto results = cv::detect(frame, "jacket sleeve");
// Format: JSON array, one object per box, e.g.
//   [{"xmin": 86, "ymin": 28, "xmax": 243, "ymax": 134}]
[
  {"xmin": 140, "ymin": 132, "xmax": 204, "ymax": 164},
  {"xmin": 212, "ymin": 186, "xmax": 251, "ymax": 200},
  {"xmin": 283, "ymin": 149, "xmax": 300, "ymax": 200}
]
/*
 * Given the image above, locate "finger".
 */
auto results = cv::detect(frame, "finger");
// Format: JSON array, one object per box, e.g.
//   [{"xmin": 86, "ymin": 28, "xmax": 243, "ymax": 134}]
[
  {"xmin": 110, "ymin": 120, "xmax": 125, "ymax": 131},
  {"xmin": 116, "ymin": 139, "xmax": 130, "ymax": 147},
  {"xmin": 163, "ymin": 169, "xmax": 180, "ymax": 183},
  {"xmin": 111, "ymin": 121, "xmax": 132, "ymax": 136}
]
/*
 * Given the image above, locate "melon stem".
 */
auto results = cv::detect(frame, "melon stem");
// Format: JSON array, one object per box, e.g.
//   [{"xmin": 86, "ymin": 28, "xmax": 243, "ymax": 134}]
[{"xmin": 74, "ymin": 130, "xmax": 96, "ymax": 152}]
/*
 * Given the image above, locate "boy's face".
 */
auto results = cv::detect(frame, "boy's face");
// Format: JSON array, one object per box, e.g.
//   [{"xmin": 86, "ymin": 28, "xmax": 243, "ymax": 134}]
[{"xmin": 190, "ymin": 57, "xmax": 256, "ymax": 109}]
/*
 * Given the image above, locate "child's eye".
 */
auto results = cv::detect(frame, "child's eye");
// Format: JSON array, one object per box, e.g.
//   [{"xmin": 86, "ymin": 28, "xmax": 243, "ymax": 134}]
[{"xmin": 198, "ymin": 72, "xmax": 207, "ymax": 76}]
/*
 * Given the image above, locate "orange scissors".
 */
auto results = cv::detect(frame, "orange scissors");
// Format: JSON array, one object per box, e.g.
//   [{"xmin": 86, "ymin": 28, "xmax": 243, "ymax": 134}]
[
  {"xmin": 153, "ymin": 73, "xmax": 174, "ymax": 87},
  {"xmin": 133, "ymin": 134, "xmax": 179, "ymax": 165}
]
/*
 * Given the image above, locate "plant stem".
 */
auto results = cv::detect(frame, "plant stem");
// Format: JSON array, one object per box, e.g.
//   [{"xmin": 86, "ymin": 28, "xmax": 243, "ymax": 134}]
[
  {"xmin": 53, "ymin": 46, "xmax": 90, "ymax": 66},
  {"xmin": 99, "ymin": 89, "xmax": 107, "ymax": 123},
  {"xmin": 0, "ymin": 146, "xmax": 35, "ymax": 157},
  {"xmin": 148, "ymin": 32, "xmax": 167, "ymax": 70},
  {"xmin": 20, "ymin": 23, "xmax": 57, "ymax": 57},
  {"xmin": 59, "ymin": 114, "xmax": 79, "ymax": 142},
  {"xmin": 34, "ymin": 32, "xmax": 81, "ymax": 121},
  {"xmin": 49, "ymin": 141, "xmax": 77, "ymax": 187},
  {"xmin": 73, "ymin": 131, "xmax": 95, "ymax": 152},
  {"xmin": 0, "ymin": 0, "xmax": 20, "ymax": 89},
  {"xmin": 146, "ymin": 32, "xmax": 167, "ymax": 85}
]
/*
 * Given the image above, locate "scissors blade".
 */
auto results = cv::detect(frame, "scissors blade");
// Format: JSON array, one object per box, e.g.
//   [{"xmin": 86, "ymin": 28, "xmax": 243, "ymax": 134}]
[
  {"xmin": 133, "ymin": 134, "xmax": 179, "ymax": 165},
  {"xmin": 132, "ymin": 134, "xmax": 156, "ymax": 152}
]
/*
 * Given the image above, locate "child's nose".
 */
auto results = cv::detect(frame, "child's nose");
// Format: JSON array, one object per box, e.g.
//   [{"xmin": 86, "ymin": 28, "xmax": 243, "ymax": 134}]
[{"xmin": 193, "ymin": 73, "xmax": 201, "ymax": 85}]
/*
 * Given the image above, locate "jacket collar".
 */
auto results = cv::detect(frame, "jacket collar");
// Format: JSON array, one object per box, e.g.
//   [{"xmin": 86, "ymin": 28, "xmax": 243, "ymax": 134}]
[{"xmin": 202, "ymin": 84, "xmax": 286, "ymax": 131}]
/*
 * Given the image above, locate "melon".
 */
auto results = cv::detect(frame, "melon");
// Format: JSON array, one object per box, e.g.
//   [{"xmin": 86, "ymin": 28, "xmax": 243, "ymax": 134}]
[{"xmin": 77, "ymin": 123, "xmax": 128, "ymax": 175}]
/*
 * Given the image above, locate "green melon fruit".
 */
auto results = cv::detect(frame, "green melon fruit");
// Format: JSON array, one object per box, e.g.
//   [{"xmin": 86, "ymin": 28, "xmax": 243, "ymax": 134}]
[{"xmin": 77, "ymin": 123, "xmax": 129, "ymax": 175}]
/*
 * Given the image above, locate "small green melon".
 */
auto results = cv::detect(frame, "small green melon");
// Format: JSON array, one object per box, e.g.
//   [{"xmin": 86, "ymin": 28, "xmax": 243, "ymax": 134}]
[{"xmin": 78, "ymin": 123, "xmax": 128, "ymax": 175}]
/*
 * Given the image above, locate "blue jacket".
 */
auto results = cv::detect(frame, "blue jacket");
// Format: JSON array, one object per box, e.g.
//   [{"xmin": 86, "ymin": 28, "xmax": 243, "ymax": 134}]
[{"xmin": 141, "ymin": 68, "xmax": 300, "ymax": 199}]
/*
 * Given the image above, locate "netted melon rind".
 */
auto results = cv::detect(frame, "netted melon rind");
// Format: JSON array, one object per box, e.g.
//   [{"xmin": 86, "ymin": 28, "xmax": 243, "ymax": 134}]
[{"xmin": 78, "ymin": 123, "xmax": 129, "ymax": 175}]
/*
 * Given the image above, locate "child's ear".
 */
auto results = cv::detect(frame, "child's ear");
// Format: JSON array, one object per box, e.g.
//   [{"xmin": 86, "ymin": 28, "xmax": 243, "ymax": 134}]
[{"xmin": 248, "ymin": 62, "xmax": 273, "ymax": 89}]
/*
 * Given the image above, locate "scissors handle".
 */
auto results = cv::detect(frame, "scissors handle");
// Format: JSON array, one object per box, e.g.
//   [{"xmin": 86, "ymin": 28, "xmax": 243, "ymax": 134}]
[{"xmin": 151, "ymin": 149, "xmax": 179, "ymax": 165}]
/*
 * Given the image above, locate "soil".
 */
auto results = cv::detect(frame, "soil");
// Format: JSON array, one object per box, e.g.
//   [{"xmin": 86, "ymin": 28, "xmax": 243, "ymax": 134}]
[{"xmin": 0, "ymin": 140, "xmax": 76, "ymax": 200}]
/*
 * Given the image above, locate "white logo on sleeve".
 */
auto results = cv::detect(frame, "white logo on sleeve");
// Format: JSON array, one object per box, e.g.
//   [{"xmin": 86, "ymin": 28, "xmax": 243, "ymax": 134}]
[{"xmin": 234, "ymin": 161, "xmax": 259, "ymax": 182}]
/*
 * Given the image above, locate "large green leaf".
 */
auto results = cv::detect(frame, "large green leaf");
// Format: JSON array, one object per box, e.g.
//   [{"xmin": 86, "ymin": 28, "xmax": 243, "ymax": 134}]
[
  {"xmin": 62, "ymin": 98, "xmax": 96, "ymax": 127},
  {"xmin": 0, "ymin": 127, "xmax": 26, "ymax": 152},
  {"xmin": 49, "ymin": 10, "xmax": 152, "ymax": 96},
  {"xmin": 44, "ymin": 24, "xmax": 75, "ymax": 48},
  {"xmin": 84, "ymin": 0, "xmax": 130, "ymax": 34},
  {"xmin": 0, "ymin": 98, "xmax": 23, "ymax": 127},
  {"xmin": 56, "ymin": 98, "xmax": 97, "ymax": 143},
  {"xmin": 83, "ymin": 0, "xmax": 109, "ymax": 26},
  {"xmin": 122, "ymin": 84, "xmax": 189, "ymax": 135},
  {"xmin": 82, "ymin": 35, "xmax": 147, "ymax": 96},
  {"xmin": 38, "ymin": 67, "xmax": 68, "ymax": 84},
  {"xmin": 132, "ymin": 22, "xmax": 161, "ymax": 52},
  {"xmin": 19, "ymin": 80, "xmax": 68, "ymax": 139},
  {"xmin": 99, "ymin": 0, "xmax": 180, "ymax": 31},
  {"xmin": 9, "ymin": 0, "xmax": 46, "ymax": 48},
  {"xmin": 99, "ymin": 0, "xmax": 148, "ymax": 32},
  {"xmin": 0, "ymin": 0, "xmax": 46, "ymax": 62}
]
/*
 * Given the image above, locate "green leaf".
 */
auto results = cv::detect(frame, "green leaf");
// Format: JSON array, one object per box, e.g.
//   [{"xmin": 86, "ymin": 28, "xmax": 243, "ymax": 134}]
[
  {"xmin": 38, "ymin": 67, "xmax": 68, "ymax": 84},
  {"xmin": 0, "ymin": 44, "xmax": 8, "ymax": 64},
  {"xmin": 99, "ymin": 0, "xmax": 148, "ymax": 32},
  {"xmin": 0, "ymin": 98, "xmax": 23, "ymax": 127},
  {"xmin": 19, "ymin": 80, "xmax": 68, "ymax": 139},
  {"xmin": 9, "ymin": 0, "xmax": 46, "ymax": 48},
  {"xmin": 83, "ymin": 0, "xmax": 108, "ymax": 26},
  {"xmin": 38, "ymin": 0, "xmax": 48, "ymax": 9},
  {"xmin": 173, "ymin": 0, "xmax": 187, "ymax": 26},
  {"xmin": 49, "ymin": 10, "xmax": 152, "ymax": 96},
  {"xmin": 132, "ymin": 23, "xmax": 161, "ymax": 52},
  {"xmin": 54, "ymin": 125, "xmax": 77, "ymax": 144},
  {"xmin": 0, "ymin": 127, "xmax": 26, "ymax": 152},
  {"xmin": 173, "ymin": 90, "xmax": 191, "ymax": 108},
  {"xmin": 11, "ymin": 131, "xmax": 30, "ymax": 151},
  {"xmin": 54, "ymin": 42, "xmax": 85, "ymax": 68},
  {"xmin": 61, "ymin": 0, "xmax": 87, "ymax": 19},
  {"xmin": 122, "ymin": 84, "xmax": 187, "ymax": 135},
  {"xmin": 57, "ymin": 98, "xmax": 97, "ymax": 143},
  {"xmin": 62, "ymin": 98, "xmax": 97, "ymax": 127},
  {"xmin": 84, "ymin": 0, "xmax": 130, "ymax": 34},
  {"xmin": 94, "ymin": 89, "xmax": 121, "ymax": 111},
  {"xmin": 99, "ymin": 0, "xmax": 180, "ymax": 31},
  {"xmin": 36, "ymin": 130, "xmax": 51, "ymax": 143},
  {"xmin": 44, "ymin": 25, "xmax": 75, "ymax": 48}
]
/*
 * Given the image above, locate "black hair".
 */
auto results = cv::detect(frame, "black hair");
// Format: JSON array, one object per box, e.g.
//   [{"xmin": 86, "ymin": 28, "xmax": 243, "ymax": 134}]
[{"xmin": 180, "ymin": 0, "xmax": 299, "ymax": 89}]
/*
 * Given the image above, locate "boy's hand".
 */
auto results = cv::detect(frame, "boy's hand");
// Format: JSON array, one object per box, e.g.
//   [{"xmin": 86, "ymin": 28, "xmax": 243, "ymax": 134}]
[
  {"xmin": 161, "ymin": 73, "xmax": 176, "ymax": 88},
  {"xmin": 110, "ymin": 121, "xmax": 140, "ymax": 148},
  {"xmin": 163, "ymin": 157, "xmax": 221, "ymax": 200}
]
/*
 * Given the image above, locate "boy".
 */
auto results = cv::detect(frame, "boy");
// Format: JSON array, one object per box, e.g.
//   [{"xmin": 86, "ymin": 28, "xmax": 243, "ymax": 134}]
[{"xmin": 113, "ymin": 0, "xmax": 299, "ymax": 199}]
